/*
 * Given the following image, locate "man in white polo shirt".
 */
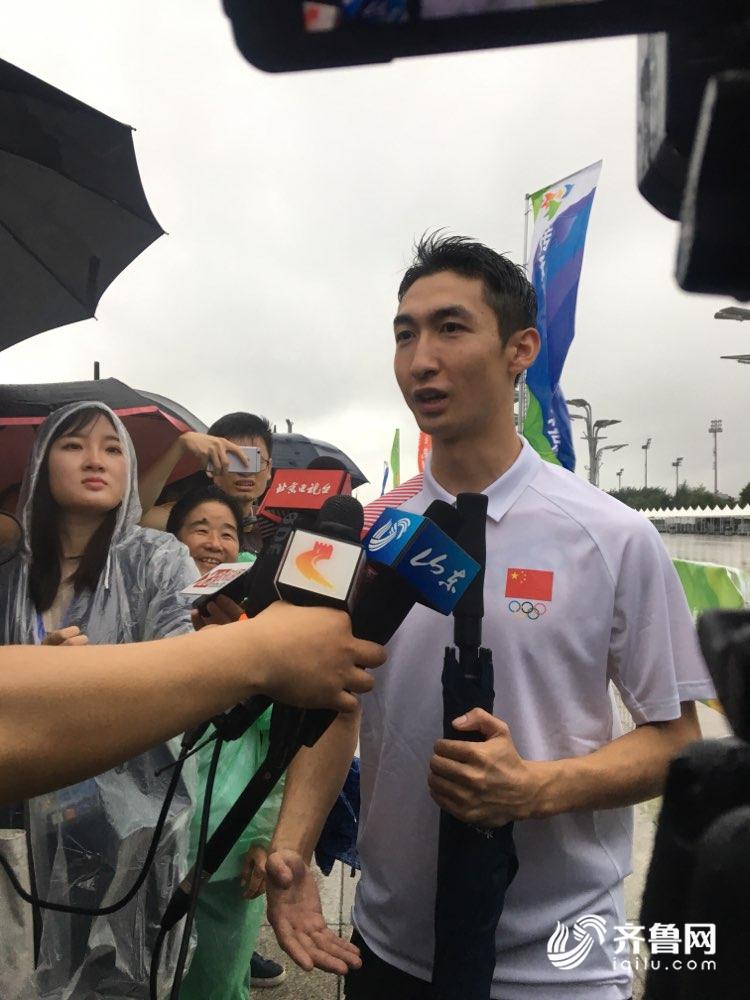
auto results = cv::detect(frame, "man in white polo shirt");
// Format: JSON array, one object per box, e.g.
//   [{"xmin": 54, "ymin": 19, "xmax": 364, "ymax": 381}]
[{"xmin": 263, "ymin": 234, "xmax": 714, "ymax": 999}]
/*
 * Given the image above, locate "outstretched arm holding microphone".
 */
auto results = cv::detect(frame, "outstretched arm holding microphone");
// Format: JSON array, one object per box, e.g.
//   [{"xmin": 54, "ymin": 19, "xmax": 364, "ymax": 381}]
[{"xmin": 0, "ymin": 601, "xmax": 386, "ymax": 804}]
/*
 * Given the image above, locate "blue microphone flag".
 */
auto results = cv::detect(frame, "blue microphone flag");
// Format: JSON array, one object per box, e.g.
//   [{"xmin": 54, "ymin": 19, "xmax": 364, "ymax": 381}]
[{"xmin": 363, "ymin": 507, "xmax": 480, "ymax": 614}]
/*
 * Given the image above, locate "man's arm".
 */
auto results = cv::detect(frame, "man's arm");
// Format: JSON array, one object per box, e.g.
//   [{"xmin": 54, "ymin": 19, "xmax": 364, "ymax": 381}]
[
  {"xmin": 428, "ymin": 702, "xmax": 701, "ymax": 827},
  {"xmin": 0, "ymin": 604, "xmax": 384, "ymax": 804},
  {"xmin": 264, "ymin": 708, "xmax": 364, "ymax": 975},
  {"xmin": 533, "ymin": 701, "xmax": 700, "ymax": 815},
  {"xmin": 273, "ymin": 706, "xmax": 361, "ymax": 860},
  {"xmin": 138, "ymin": 431, "xmax": 249, "ymax": 519}
]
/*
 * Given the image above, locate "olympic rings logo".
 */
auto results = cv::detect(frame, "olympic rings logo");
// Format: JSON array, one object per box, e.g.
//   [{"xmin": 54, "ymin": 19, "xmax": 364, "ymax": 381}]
[{"xmin": 508, "ymin": 599, "xmax": 547, "ymax": 621}]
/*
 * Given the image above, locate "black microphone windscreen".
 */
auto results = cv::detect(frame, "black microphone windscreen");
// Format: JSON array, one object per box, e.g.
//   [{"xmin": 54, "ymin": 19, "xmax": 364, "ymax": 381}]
[
  {"xmin": 315, "ymin": 494, "xmax": 364, "ymax": 541},
  {"xmin": 454, "ymin": 493, "xmax": 488, "ymax": 623},
  {"xmin": 425, "ymin": 499, "xmax": 462, "ymax": 536}
]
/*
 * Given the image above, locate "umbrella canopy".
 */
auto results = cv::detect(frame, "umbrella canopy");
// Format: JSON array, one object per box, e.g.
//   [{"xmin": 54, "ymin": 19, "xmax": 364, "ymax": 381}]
[
  {"xmin": 270, "ymin": 432, "xmax": 368, "ymax": 487},
  {"xmin": 0, "ymin": 378, "xmax": 205, "ymax": 495},
  {"xmin": 0, "ymin": 58, "xmax": 163, "ymax": 351}
]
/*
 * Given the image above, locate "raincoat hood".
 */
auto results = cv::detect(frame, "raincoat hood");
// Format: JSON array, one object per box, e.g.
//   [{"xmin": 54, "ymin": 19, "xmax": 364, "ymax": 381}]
[
  {"xmin": 0, "ymin": 399, "xmax": 198, "ymax": 648},
  {"xmin": 16, "ymin": 400, "xmax": 142, "ymax": 561}
]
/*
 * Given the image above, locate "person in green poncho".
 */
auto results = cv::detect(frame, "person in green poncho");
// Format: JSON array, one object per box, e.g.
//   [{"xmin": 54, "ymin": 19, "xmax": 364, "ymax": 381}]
[{"xmin": 167, "ymin": 484, "xmax": 285, "ymax": 999}]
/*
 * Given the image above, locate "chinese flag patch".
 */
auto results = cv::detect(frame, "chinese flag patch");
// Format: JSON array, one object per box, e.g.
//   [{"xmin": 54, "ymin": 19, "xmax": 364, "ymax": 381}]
[{"xmin": 505, "ymin": 567, "xmax": 554, "ymax": 602}]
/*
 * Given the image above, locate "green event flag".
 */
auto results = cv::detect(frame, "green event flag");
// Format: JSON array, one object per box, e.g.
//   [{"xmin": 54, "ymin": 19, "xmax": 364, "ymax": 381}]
[
  {"xmin": 672, "ymin": 559, "xmax": 749, "ymax": 616},
  {"xmin": 390, "ymin": 429, "xmax": 401, "ymax": 488},
  {"xmin": 672, "ymin": 557, "xmax": 750, "ymax": 715}
]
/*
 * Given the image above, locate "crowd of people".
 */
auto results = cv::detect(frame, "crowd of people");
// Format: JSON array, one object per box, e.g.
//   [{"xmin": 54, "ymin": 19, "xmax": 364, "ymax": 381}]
[{"xmin": 0, "ymin": 234, "xmax": 717, "ymax": 1000}]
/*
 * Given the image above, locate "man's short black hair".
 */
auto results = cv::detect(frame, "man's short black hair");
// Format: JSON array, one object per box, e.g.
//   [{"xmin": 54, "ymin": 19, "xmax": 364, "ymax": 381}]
[
  {"xmin": 398, "ymin": 232, "xmax": 537, "ymax": 346},
  {"xmin": 207, "ymin": 412, "xmax": 273, "ymax": 456}
]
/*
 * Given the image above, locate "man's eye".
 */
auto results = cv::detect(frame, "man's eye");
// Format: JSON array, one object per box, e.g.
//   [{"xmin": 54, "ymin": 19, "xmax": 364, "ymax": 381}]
[
  {"xmin": 442, "ymin": 322, "xmax": 463, "ymax": 334},
  {"xmin": 395, "ymin": 330, "xmax": 413, "ymax": 343}
]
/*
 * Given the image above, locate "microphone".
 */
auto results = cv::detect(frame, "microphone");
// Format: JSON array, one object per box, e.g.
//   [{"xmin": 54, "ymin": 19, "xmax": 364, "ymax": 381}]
[
  {"xmin": 363, "ymin": 503, "xmax": 479, "ymax": 615},
  {"xmin": 213, "ymin": 466, "xmax": 353, "ymax": 620},
  {"xmin": 255, "ymin": 463, "xmax": 353, "ymax": 539},
  {"xmin": 275, "ymin": 494, "xmax": 367, "ymax": 612},
  {"xmin": 195, "ymin": 492, "xmax": 363, "ymax": 744},
  {"xmin": 452, "ymin": 492, "xmax": 489, "ymax": 657},
  {"xmin": 353, "ymin": 500, "xmax": 479, "ymax": 645}
]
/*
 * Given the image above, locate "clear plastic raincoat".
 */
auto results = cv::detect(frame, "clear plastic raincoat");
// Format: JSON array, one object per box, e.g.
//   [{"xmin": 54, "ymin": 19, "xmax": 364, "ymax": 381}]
[{"xmin": 0, "ymin": 402, "xmax": 199, "ymax": 999}]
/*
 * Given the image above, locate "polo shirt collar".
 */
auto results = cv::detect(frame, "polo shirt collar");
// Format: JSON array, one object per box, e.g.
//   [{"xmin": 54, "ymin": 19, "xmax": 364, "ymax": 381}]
[{"xmin": 422, "ymin": 436, "xmax": 542, "ymax": 523}]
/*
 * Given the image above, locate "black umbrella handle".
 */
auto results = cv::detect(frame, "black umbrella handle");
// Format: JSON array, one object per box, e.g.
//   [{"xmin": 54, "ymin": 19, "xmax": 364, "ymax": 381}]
[{"xmin": 442, "ymin": 647, "xmax": 495, "ymax": 742}]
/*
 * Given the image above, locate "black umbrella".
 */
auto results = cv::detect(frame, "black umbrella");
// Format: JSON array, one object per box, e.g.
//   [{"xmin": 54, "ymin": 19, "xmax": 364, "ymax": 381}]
[
  {"xmin": 0, "ymin": 58, "xmax": 163, "ymax": 351},
  {"xmin": 432, "ymin": 493, "xmax": 518, "ymax": 1000},
  {"xmin": 0, "ymin": 378, "xmax": 206, "ymax": 494},
  {"xmin": 270, "ymin": 432, "xmax": 368, "ymax": 487}
]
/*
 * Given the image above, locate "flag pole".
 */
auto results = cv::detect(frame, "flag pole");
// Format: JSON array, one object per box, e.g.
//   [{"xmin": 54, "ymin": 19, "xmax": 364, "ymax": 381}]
[{"xmin": 518, "ymin": 192, "xmax": 532, "ymax": 434}]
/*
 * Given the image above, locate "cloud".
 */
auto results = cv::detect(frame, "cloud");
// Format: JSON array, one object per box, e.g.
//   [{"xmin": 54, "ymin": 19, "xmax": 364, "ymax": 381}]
[{"xmin": 2, "ymin": 3, "xmax": 746, "ymax": 498}]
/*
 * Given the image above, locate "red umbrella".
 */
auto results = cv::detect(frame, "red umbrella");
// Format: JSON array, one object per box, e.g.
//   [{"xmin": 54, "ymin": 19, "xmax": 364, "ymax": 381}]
[{"xmin": 0, "ymin": 378, "xmax": 206, "ymax": 496}]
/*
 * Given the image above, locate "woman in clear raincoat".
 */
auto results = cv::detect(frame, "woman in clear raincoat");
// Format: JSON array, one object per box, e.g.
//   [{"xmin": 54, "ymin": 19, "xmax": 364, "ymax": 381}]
[{"xmin": 0, "ymin": 401, "xmax": 199, "ymax": 1000}]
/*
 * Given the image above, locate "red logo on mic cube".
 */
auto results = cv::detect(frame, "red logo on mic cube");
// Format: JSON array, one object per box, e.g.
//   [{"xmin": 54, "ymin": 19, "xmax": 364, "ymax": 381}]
[{"xmin": 505, "ymin": 568, "xmax": 554, "ymax": 602}]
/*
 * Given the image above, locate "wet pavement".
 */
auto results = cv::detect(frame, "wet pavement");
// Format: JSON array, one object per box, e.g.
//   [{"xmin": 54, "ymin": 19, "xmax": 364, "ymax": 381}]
[{"xmin": 662, "ymin": 533, "xmax": 750, "ymax": 573}]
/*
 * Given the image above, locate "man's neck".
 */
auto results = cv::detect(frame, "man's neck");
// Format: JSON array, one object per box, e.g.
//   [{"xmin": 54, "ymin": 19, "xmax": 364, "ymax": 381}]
[
  {"xmin": 58, "ymin": 511, "xmax": 107, "ymax": 559},
  {"xmin": 429, "ymin": 418, "xmax": 522, "ymax": 497}
]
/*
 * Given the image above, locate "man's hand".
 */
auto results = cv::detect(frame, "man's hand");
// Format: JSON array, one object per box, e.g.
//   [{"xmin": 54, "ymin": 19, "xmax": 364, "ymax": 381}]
[
  {"xmin": 428, "ymin": 708, "xmax": 546, "ymax": 827},
  {"xmin": 250, "ymin": 603, "xmax": 386, "ymax": 713},
  {"xmin": 179, "ymin": 431, "xmax": 250, "ymax": 474},
  {"xmin": 41, "ymin": 625, "xmax": 88, "ymax": 647},
  {"xmin": 265, "ymin": 850, "xmax": 362, "ymax": 974},
  {"xmin": 240, "ymin": 845, "xmax": 268, "ymax": 899},
  {"xmin": 191, "ymin": 595, "xmax": 245, "ymax": 631}
]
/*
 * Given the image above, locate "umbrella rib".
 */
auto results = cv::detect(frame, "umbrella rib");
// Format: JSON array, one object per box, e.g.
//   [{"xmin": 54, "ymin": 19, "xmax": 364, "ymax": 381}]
[{"xmin": 0, "ymin": 216, "xmax": 99, "ymax": 313}]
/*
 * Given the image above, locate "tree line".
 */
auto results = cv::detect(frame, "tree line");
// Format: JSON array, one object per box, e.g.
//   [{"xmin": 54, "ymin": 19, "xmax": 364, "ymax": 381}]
[{"xmin": 609, "ymin": 482, "xmax": 750, "ymax": 511}]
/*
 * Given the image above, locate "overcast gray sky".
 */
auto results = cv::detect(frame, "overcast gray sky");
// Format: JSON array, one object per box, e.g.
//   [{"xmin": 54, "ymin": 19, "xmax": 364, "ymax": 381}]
[{"xmin": 2, "ymin": 1, "xmax": 748, "ymax": 503}]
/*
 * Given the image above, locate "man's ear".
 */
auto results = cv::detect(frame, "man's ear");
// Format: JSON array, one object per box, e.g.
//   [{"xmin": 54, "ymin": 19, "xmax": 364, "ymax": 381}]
[{"xmin": 506, "ymin": 327, "xmax": 541, "ymax": 378}]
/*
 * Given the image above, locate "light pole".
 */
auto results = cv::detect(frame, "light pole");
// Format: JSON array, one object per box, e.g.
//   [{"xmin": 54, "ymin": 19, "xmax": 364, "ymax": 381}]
[
  {"xmin": 708, "ymin": 419, "xmax": 723, "ymax": 495},
  {"xmin": 595, "ymin": 444, "xmax": 628, "ymax": 487},
  {"xmin": 672, "ymin": 456, "xmax": 683, "ymax": 496},
  {"xmin": 567, "ymin": 398, "xmax": 624, "ymax": 487},
  {"xmin": 715, "ymin": 306, "xmax": 750, "ymax": 321},
  {"xmin": 716, "ymin": 308, "xmax": 750, "ymax": 364},
  {"xmin": 616, "ymin": 468, "xmax": 624, "ymax": 491},
  {"xmin": 642, "ymin": 438, "xmax": 652, "ymax": 489}
]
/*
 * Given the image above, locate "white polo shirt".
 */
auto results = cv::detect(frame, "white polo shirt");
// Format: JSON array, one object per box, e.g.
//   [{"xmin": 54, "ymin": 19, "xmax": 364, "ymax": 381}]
[{"xmin": 353, "ymin": 438, "xmax": 714, "ymax": 1000}]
